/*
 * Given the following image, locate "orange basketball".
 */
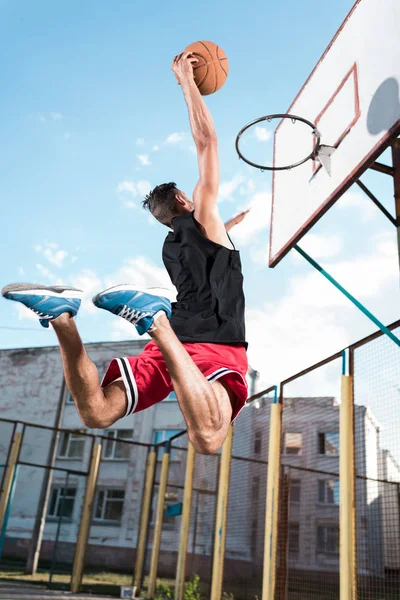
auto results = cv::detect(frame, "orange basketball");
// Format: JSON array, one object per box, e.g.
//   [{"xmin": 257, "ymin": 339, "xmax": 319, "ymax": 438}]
[{"xmin": 183, "ymin": 41, "xmax": 229, "ymax": 96}]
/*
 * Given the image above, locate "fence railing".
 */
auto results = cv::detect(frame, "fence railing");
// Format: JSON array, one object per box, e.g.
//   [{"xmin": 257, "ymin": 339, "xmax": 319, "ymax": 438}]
[{"xmin": 0, "ymin": 318, "xmax": 399, "ymax": 599}]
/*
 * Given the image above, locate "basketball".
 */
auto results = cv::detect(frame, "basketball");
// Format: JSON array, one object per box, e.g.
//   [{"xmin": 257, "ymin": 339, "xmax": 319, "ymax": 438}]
[{"xmin": 183, "ymin": 41, "xmax": 229, "ymax": 96}]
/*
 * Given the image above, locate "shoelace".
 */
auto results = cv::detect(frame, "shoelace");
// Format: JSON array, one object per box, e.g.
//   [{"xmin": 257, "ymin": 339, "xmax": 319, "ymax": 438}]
[
  {"xmin": 118, "ymin": 305, "xmax": 151, "ymax": 324},
  {"xmin": 32, "ymin": 308, "xmax": 54, "ymax": 320}
]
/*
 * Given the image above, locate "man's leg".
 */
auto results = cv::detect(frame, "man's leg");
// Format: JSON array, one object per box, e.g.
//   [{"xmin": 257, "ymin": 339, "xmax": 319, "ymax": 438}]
[
  {"xmin": 51, "ymin": 314, "xmax": 128, "ymax": 428},
  {"xmin": 149, "ymin": 313, "xmax": 233, "ymax": 455}
]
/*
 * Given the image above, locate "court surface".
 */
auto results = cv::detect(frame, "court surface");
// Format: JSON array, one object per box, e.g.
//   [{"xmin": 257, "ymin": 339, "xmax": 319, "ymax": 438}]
[{"xmin": 0, "ymin": 582, "xmax": 116, "ymax": 600}]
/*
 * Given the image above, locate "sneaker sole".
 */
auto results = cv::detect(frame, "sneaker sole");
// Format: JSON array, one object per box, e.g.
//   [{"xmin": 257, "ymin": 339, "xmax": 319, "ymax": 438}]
[
  {"xmin": 2, "ymin": 283, "xmax": 83, "ymax": 300},
  {"xmin": 93, "ymin": 284, "xmax": 175, "ymax": 302}
]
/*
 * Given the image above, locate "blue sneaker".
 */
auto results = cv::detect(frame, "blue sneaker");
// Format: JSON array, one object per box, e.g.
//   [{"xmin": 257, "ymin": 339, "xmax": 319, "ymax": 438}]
[
  {"xmin": 92, "ymin": 284, "xmax": 172, "ymax": 335},
  {"xmin": 1, "ymin": 283, "xmax": 83, "ymax": 328}
]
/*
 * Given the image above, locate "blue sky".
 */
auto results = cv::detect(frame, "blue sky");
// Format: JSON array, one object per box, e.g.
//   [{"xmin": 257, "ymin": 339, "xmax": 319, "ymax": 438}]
[{"xmin": 1, "ymin": 0, "xmax": 399, "ymax": 417}]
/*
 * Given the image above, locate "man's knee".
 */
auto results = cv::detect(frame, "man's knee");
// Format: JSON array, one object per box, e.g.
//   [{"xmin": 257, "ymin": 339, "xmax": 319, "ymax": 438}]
[{"xmin": 189, "ymin": 428, "xmax": 226, "ymax": 455}]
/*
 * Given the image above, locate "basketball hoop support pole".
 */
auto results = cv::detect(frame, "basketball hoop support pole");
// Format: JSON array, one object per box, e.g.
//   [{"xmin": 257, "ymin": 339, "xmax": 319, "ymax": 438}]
[
  {"xmin": 294, "ymin": 245, "xmax": 400, "ymax": 348},
  {"xmin": 391, "ymin": 139, "xmax": 400, "ymax": 274}
]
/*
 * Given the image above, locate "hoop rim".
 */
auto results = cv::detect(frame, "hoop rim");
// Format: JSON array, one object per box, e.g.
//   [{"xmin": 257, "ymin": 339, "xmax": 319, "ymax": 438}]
[{"xmin": 235, "ymin": 113, "xmax": 321, "ymax": 171}]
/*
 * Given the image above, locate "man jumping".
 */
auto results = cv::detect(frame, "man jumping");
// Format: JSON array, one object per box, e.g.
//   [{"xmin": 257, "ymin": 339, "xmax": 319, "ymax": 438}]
[{"xmin": 2, "ymin": 53, "xmax": 249, "ymax": 455}]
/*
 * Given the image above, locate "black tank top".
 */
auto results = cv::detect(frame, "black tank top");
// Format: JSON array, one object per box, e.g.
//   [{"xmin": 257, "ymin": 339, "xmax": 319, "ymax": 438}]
[{"xmin": 162, "ymin": 211, "xmax": 247, "ymax": 347}]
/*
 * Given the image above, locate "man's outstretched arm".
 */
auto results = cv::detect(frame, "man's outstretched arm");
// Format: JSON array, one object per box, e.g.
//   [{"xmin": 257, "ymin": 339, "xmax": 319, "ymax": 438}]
[
  {"xmin": 172, "ymin": 53, "xmax": 232, "ymax": 248},
  {"xmin": 224, "ymin": 209, "xmax": 250, "ymax": 232}
]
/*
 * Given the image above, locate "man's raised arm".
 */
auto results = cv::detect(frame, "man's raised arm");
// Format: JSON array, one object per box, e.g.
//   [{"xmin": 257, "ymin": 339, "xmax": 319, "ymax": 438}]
[{"xmin": 172, "ymin": 53, "xmax": 232, "ymax": 248}]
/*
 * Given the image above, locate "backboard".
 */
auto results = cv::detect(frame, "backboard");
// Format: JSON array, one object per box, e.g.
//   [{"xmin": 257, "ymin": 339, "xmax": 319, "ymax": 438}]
[{"xmin": 269, "ymin": 0, "xmax": 400, "ymax": 267}]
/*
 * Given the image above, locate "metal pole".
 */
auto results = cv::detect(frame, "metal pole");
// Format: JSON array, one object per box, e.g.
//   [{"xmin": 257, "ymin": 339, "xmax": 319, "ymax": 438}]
[
  {"xmin": 0, "ymin": 432, "xmax": 23, "ymax": 531},
  {"xmin": 277, "ymin": 470, "xmax": 290, "ymax": 600},
  {"xmin": 147, "ymin": 444, "xmax": 171, "ymax": 598},
  {"xmin": 49, "ymin": 472, "xmax": 70, "ymax": 587},
  {"xmin": 340, "ymin": 350, "xmax": 357, "ymax": 600},
  {"xmin": 25, "ymin": 378, "xmax": 67, "ymax": 574},
  {"xmin": 133, "ymin": 447, "xmax": 157, "ymax": 597},
  {"xmin": 210, "ymin": 426, "xmax": 233, "ymax": 600},
  {"xmin": 295, "ymin": 245, "xmax": 400, "ymax": 348},
  {"xmin": 70, "ymin": 442, "xmax": 102, "ymax": 594},
  {"xmin": 391, "ymin": 139, "xmax": 400, "ymax": 273},
  {"xmin": 262, "ymin": 395, "xmax": 283, "ymax": 600},
  {"xmin": 175, "ymin": 443, "xmax": 196, "ymax": 600}
]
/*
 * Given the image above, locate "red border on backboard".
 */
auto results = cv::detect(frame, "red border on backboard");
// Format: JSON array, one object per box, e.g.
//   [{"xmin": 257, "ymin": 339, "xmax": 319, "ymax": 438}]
[
  {"xmin": 269, "ymin": 0, "xmax": 398, "ymax": 268},
  {"xmin": 312, "ymin": 62, "xmax": 360, "ymax": 175}
]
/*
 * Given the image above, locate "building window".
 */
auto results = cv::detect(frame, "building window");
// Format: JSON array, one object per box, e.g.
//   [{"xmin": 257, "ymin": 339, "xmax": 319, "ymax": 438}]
[
  {"xmin": 318, "ymin": 480, "xmax": 339, "ymax": 505},
  {"xmin": 153, "ymin": 429, "xmax": 183, "ymax": 460},
  {"xmin": 284, "ymin": 433, "xmax": 302, "ymax": 456},
  {"xmin": 318, "ymin": 433, "xmax": 339, "ymax": 456},
  {"xmin": 317, "ymin": 525, "xmax": 339, "ymax": 555},
  {"xmin": 94, "ymin": 489, "xmax": 125, "ymax": 523},
  {"xmin": 288, "ymin": 522, "xmax": 299, "ymax": 556},
  {"xmin": 58, "ymin": 432, "xmax": 85, "ymax": 459},
  {"xmin": 48, "ymin": 487, "xmax": 76, "ymax": 520},
  {"xmin": 103, "ymin": 429, "xmax": 133, "ymax": 460},
  {"xmin": 254, "ymin": 431, "xmax": 262, "ymax": 455},
  {"xmin": 289, "ymin": 479, "xmax": 301, "ymax": 503},
  {"xmin": 65, "ymin": 391, "xmax": 74, "ymax": 404}
]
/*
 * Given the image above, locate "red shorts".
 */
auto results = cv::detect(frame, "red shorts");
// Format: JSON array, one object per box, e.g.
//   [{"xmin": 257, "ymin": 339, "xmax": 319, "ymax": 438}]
[{"xmin": 101, "ymin": 341, "xmax": 248, "ymax": 421}]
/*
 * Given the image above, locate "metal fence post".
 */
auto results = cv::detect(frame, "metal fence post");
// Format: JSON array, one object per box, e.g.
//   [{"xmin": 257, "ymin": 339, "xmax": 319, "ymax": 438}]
[
  {"xmin": 210, "ymin": 425, "xmax": 233, "ymax": 600},
  {"xmin": 0, "ymin": 431, "xmax": 23, "ymax": 532},
  {"xmin": 147, "ymin": 443, "xmax": 171, "ymax": 598},
  {"xmin": 70, "ymin": 442, "xmax": 102, "ymax": 594},
  {"xmin": 134, "ymin": 447, "xmax": 157, "ymax": 597},
  {"xmin": 340, "ymin": 350, "xmax": 357, "ymax": 600},
  {"xmin": 262, "ymin": 388, "xmax": 283, "ymax": 600},
  {"xmin": 175, "ymin": 443, "xmax": 195, "ymax": 600}
]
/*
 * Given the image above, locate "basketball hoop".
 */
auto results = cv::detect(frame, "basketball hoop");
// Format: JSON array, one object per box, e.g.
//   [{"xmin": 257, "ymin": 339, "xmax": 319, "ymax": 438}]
[{"xmin": 235, "ymin": 113, "xmax": 324, "ymax": 171}]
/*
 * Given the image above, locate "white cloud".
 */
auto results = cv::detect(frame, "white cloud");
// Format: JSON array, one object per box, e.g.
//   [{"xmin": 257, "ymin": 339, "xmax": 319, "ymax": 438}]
[
  {"xmin": 137, "ymin": 180, "xmax": 151, "ymax": 196},
  {"xmin": 218, "ymin": 175, "xmax": 246, "ymax": 202},
  {"xmin": 44, "ymin": 246, "xmax": 68, "ymax": 267},
  {"xmin": 110, "ymin": 318, "xmax": 143, "ymax": 342},
  {"xmin": 118, "ymin": 180, "xmax": 137, "ymax": 195},
  {"xmin": 137, "ymin": 154, "xmax": 151, "ymax": 166},
  {"xmin": 18, "ymin": 266, "xmax": 25, "ymax": 276},
  {"xmin": 187, "ymin": 145, "xmax": 197, "ymax": 155},
  {"xmin": 124, "ymin": 200, "xmax": 137, "ymax": 209},
  {"xmin": 246, "ymin": 231, "xmax": 399, "ymax": 390},
  {"xmin": 51, "ymin": 112, "xmax": 63, "ymax": 121},
  {"xmin": 166, "ymin": 132, "xmax": 189, "ymax": 144},
  {"xmin": 136, "ymin": 137, "xmax": 145, "ymax": 146},
  {"xmin": 118, "ymin": 180, "xmax": 151, "ymax": 205},
  {"xmin": 36, "ymin": 263, "xmax": 56, "ymax": 280},
  {"xmin": 254, "ymin": 126, "xmax": 271, "ymax": 142},
  {"xmin": 16, "ymin": 303, "xmax": 38, "ymax": 323},
  {"xmin": 71, "ymin": 269, "xmax": 102, "ymax": 314},
  {"xmin": 104, "ymin": 256, "xmax": 176, "ymax": 297},
  {"xmin": 71, "ymin": 256, "xmax": 78, "ymax": 263},
  {"xmin": 338, "ymin": 190, "xmax": 376, "ymax": 222},
  {"xmin": 152, "ymin": 145, "xmax": 159, "ymax": 151},
  {"xmin": 35, "ymin": 243, "xmax": 68, "ymax": 268},
  {"xmin": 230, "ymin": 189, "xmax": 272, "ymax": 246},
  {"xmin": 292, "ymin": 233, "xmax": 343, "ymax": 261}
]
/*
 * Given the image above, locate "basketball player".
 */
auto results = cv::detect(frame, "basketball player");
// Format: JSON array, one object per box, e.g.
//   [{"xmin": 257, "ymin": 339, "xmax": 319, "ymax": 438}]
[{"xmin": 2, "ymin": 53, "xmax": 249, "ymax": 455}]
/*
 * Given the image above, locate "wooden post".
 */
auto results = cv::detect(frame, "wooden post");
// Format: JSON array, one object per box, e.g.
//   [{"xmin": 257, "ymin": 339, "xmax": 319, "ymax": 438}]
[
  {"xmin": 262, "ymin": 402, "xmax": 283, "ymax": 600},
  {"xmin": 134, "ymin": 448, "xmax": 157, "ymax": 597},
  {"xmin": 175, "ymin": 443, "xmax": 195, "ymax": 600},
  {"xmin": 147, "ymin": 447, "xmax": 170, "ymax": 598},
  {"xmin": 340, "ymin": 361, "xmax": 357, "ymax": 600},
  {"xmin": 0, "ymin": 432, "xmax": 22, "ymax": 530},
  {"xmin": 70, "ymin": 443, "xmax": 102, "ymax": 593},
  {"xmin": 210, "ymin": 426, "xmax": 233, "ymax": 600}
]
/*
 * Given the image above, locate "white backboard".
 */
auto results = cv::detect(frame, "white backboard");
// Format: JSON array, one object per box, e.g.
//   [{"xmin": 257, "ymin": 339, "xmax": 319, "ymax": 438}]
[{"xmin": 269, "ymin": 0, "xmax": 400, "ymax": 267}]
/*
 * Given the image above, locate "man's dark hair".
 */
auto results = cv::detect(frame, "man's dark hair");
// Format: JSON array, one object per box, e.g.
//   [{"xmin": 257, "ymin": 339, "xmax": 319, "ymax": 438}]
[{"xmin": 142, "ymin": 182, "xmax": 180, "ymax": 226}]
